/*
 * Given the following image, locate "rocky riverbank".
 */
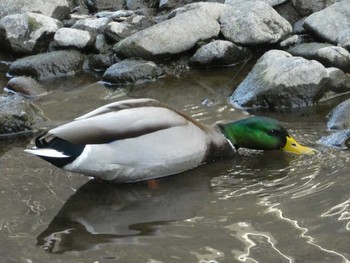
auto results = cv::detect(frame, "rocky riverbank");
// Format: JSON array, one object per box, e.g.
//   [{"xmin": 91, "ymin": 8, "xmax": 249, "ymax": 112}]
[{"xmin": 1, "ymin": 0, "xmax": 350, "ymax": 147}]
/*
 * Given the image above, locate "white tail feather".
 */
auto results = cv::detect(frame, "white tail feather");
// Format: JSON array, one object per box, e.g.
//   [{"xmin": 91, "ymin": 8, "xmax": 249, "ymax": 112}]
[{"xmin": 24, "ymin": 148, "xmax": 70, "ymax": 158}]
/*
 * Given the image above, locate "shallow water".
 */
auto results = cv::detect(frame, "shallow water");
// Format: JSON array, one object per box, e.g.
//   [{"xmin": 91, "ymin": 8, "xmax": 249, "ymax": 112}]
[{"xmin": 1, "ymin": 57, "xmax": 350, "ymax": 263}]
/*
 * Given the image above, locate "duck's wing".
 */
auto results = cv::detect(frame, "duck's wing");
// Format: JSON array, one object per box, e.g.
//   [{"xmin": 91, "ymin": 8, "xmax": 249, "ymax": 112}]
[{"xmin": 40, "ymin": 98, "xmax": 206, "ymax": 145}]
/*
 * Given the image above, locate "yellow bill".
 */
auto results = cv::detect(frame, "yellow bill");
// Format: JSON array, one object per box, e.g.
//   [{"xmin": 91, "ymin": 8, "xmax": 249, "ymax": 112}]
[{"xmin": 283, "ymin": 136, "xmax": 315, "ymax": 154}]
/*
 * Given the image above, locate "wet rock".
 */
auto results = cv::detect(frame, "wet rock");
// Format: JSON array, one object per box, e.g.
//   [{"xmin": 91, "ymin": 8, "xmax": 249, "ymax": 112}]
[
  {"xmin": 4, "ymin": 76, "xmax": 47, "ymax": 98},
  {"xmin": 105, "ymin": 15, "xmax": 156, "ymax": 43},
  {"xmin": 189, "ymin": 40, "xmax": 251, "ymax": 67},
  {"xmin": 72, "ymin": 17, "xmax": 111, "ymax": 34},
  {"xmin": 220, "ymin": 1, "xmax": 292, "ymax": 45},
  {"xmin": 84, "ymin": 0, "xmax": 124, "ymax": 13},
  {"xmin": 291, "ymin": 0, "xmax": 337, "ymax": 16},
  {"xmin": 304, "ymin": 1, "xmax": 350, "ymax": 44},
  {"xmin": 53, "ymin": 28, "xmax": 95, "ymax": 50},
  {"xmin": 317, "ymin": 129, "xmax": 350, "ymax": 149},
  {"xmin": 225, "ymin": 0, "xmax": 287, "ymax": 7},
  {"xmin": 0, "ymin": 0, "xmax": 70, "ymax": 20},
  {"xmin": 230, "ymin": 50, "xmax": 350, "ymax": 109},
  {"xmin": 8, "ymin": 50, "xmax": 84, "ymax": 81},
  {"xmin": 0, "ymin": 95, "xmax": 46, "ymax": 138},
  {"xmin": 114, "ymin": 9, "xmax": 220, "ymax": 60},
  {"xmin": 0, "ymin": 13, "xmax": 63, "ymax": 54},
  {"xmin": 327, "ymin": 98, "xmax": 350, "ymax": 130},
  {"xmin": 102, "ymin": 59, "xmax": 164, "ymax": 84},
  {"xmin": 287, "ymin": 43, "xmax": 350, "ymax": 71},
  {"xmin": 87, "ymin": 54, "xmax": 120, "ymax": 71}
]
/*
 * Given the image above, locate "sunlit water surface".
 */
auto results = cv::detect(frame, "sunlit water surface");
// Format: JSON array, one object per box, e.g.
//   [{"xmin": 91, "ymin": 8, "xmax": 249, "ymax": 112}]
[{"xmin": 1, "ymin": 55, "xmax": 350, "ymax": 263}]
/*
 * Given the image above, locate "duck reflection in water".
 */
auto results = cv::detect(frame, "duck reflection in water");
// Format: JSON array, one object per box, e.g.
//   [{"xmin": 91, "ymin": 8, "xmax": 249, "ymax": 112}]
[
  {"xmin": 37, "ymin": 170, "xmax": 211, "ymax": 254},
  {"xmin": 37, "ymin": 151, "xmax": 297, "ymax": 254}
]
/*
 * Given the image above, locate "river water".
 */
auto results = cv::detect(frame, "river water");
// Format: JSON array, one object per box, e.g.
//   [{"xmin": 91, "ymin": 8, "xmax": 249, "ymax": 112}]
[{"xmin": 1, "ymin": 54, "xmax": 350, "ymax": 263}]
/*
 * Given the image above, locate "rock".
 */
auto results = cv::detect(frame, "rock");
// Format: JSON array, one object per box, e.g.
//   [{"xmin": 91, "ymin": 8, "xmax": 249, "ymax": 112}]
[
  {"xmin": 114, "ymin": 9, "xmax": 220, "ymax": 60},
  {"xmin": 291, "ymin": 0, "xmax": 337, "ymax": 16},
  {"xmin": 0, "ymin": 95, "xmax": 46, "ymax": 138},
  {"xmin": 0, "ymin": 13, "xmax": 63, "ymax": 54},
  {"xmin": 94, "ymin": 34, "xmax": 113, "ymax": 54},
  {"xmin": 317, "ymin": 129, "xmax": 350, "ymax": 149},
  {"xmin": 225, "ymin": 0, "xmax": 287, "ymax": 7},
  {"xmin": 159, "ymin": 0, "xmax": 206, "ymax": 10},
  {"xmin": 53, "ymin": 28, "xmax": 95, "ymax": 50},
  {"xmin": 287, "ymin": 43, "xmax": 350, "ymax": 71},
  {"xmin": 102, "ymin": 59, "xmax": 164, "ymax": 84},
  {"xmin": 274, "ymin": 1, "xmax": 302, "ymax": 29},
  {"xmin": 279, "ymin": 34, "xmax": 312, "ymax": 48},
  {"xmin": 338, "ymin": 29, "xmax": 350, "ymax": 51},
  {"xmin": 84, "ymin": 0, "xmax": 124, "ymax": 13},
  {"xmin": 4, "ymin": 76, "xmax": 46, "ymax": 98},
  {"xmin": 105, "ymin": 15, "xmax": 156, "ymax": 43},
  {"xmin": 293, "ymin": 17, "xmax": 307, "ymax": 34},
  {"xmin": 220, "ymin": 1, "xmax": 292, "ymax": 45},
  {"xmin": 126, "ymin": 0, "xmax": 158, "ymax": 10},
  {"xmin": 72, "ymin": 17, "xmax": 111, "ymax": 34},
  {"xmin": 87, "ymin": 54, "xmax": 120, "ymax": 71},
  {"xmin": 230, "ymin": 50, "xmax": 350, "ymax": 109},
  {"xmin": 304, "ymin": 0, "xmax": 350, "ymax": 44},
  {"xmin": 189, "ymin": 40, "xmax": 251, "ymax": 67},
  {"xmin": 96, "ymin": 10, "xmax": 135, "ymax": 20},
  {"xmin": 327, "ymin": 98, "xmax": 350, "ymax": 130},
  {"xmin": 0, "ymin": 0, "xmax": 70, "ymax": 20},
  {"xmin": 8, "ymin": 50, "xmax": 84, "ymax": 81},
  {"xmin": 168, "ymin": 2, "xmax": 229, "ymax": 20}
]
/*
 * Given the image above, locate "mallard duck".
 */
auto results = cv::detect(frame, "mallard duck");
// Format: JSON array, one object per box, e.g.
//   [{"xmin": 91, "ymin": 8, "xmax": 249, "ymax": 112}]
[{"xmin": 25, "ymin": 98, "xmax": 313, "ymax": 183}]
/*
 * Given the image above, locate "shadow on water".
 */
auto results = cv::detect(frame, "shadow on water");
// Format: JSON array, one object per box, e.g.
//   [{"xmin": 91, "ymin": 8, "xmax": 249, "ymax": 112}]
[
  {"xmin": 36, "ymin": 170, "xmax": 211, "ymax": 254},
  {"xmin": 36, "ymin": 150, "xmax": 303, "ymax": 255}
]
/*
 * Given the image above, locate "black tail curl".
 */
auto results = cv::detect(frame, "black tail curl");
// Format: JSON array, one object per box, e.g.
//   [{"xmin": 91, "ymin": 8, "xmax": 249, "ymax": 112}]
[{"xmin": 35, "ymin": 133, "xmax": 85, "ymax": 168}]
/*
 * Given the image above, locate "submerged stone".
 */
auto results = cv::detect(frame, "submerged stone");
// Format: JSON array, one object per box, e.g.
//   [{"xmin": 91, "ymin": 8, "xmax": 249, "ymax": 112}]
[{"xmin": 0, "ymin": 95, "xmax": 46, "ymax": 138}]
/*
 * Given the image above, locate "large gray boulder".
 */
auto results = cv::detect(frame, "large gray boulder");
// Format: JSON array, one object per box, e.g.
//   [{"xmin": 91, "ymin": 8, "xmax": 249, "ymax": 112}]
[
  {"xmin": 304, "ymin": 0, "xmax": 350, "ymax": 44},
  {"xmin": 8, "ymin": 50, "xmax": 84, "ymax": 80},
  {"xmin": 0, "ymin": 13, "xmax": 63, "ymax": 54},
  {"xmin": 220, "ymin": 1, "xmax": 292, "ymax": 45},
  {"xmin": 102, "ymin": 59, "xmax": 164, "ymax": 84},
  {"xmin": 230, "ymin": 50, "xmax": 350, "ymax": 109},
  {"xmin": 0, "ymin": 95, "xmax": 46, "ymax": 138},
  {"xmin": 114, "ymin": 9, "xmax": 221, "ymax": 60},
  {"xmin": 0, "ymin": 0, "xmax": 70, "ymax": 20},
  {"xmin": 189, "ymin": 40, "xmax": 251, "ymax": 67},
  {"xmin": 287, "ymin": 43, "xmax": 350, "ymax": 71},
  {"xmin": 327, "ymin": 98, "xmax": 350, "ymax": 130},
  {"xmin": 291, "ymin": 0, "xmax": 337, "ymax": 16}
]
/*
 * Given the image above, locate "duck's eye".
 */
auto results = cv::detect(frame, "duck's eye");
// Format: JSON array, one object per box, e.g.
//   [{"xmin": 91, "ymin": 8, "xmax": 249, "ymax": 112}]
[{"xmin": 267, "ymin": 129, "xmax": 281, "ymax": 136}]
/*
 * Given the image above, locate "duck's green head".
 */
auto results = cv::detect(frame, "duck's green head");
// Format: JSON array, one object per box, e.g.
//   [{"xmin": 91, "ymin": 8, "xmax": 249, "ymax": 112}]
[{"xmin": 220, "ymin": 116, "xmax": 314, "ymax": 154}]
